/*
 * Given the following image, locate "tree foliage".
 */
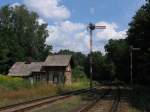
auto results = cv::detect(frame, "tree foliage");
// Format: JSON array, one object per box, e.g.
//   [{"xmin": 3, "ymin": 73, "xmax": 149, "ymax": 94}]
[
  {"xmin": 127, "ymin": 0, "xmax": 150, "ymax": 49},
  {"xmin": 105, "ymin": 39, "xmax": 130, "ymax": 82},
  {"xmin": 84, "ymin": 51, "xmax": 112, "ymax": 81},
  {"xmin": 0, "ymin": 5, "xmax": 51, "ymax": 74},
  {"xmin": 127, "ymin": 0, "xmax": 150, "ymax": 84}
]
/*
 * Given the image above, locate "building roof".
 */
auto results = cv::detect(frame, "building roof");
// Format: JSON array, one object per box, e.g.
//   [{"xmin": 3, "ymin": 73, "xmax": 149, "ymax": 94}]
[
  {"xmin": 44, "ymin": 55, "xmax": 72, "ymax": 67},
  {"xmin": 8, "ymin": 55, "xmax": 72, "ymax": 77},
  {"xmin": 8, "ymin": 62, "xmax": 44, "ymax": 76}
]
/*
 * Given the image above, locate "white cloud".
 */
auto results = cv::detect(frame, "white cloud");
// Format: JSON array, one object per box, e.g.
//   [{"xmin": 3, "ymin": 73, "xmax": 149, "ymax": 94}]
[
  {"xmin": 46, "ymin": 21, "xmax": 89, "ymax": 53},
  {"xmin": 10, "ymin": 2, "xmax": 21, "ymax": 8},
  {"xmin": 46, "ymin": 21, "xmax": 126, "ymax": 53},
  {"xmin": 37, "ymin": 18, "xmax": 47, "ymax": 25},
  {"xmin": 60, "ymin": 21, "xmax": 85, "ymax": 32},
  {"xmin": 96, "ymin": 22, "xmax": 127, "ymax": 41},
  {"xmin": 24, "ymin": 0, "xmax": 70, "ymax": 21}
]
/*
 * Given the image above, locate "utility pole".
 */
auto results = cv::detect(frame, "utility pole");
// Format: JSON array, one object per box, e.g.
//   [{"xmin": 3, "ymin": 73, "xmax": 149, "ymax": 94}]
[
  {"xmin": 87, "ymin": 23, "xmax": 106, "ymax": 89},
  {"xmin": 130, "ymin": 46, "xmax": 133, "ymax": 87}
]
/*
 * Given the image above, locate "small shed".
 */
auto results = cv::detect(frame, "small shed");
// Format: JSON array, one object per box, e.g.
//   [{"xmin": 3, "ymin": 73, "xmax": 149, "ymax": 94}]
[{"xmin": 8, "ymin": 55, "xmax": 73, "ymax": 85}]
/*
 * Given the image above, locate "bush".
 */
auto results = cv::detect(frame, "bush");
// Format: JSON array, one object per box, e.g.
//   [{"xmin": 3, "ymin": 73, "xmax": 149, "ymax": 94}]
[
  {"xmin": 0, "ymin": 75, "xmax": 30, "ymax": 90},
  {"xmin": 72, "ymin": 67, "xmax": 87, "ymax": 81}
]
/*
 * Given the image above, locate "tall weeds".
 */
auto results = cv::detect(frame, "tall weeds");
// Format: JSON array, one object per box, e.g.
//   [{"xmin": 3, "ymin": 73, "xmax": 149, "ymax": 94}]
[{"xmin": 0, "ymin": 75, "xmax": 89, "ymax": 107}]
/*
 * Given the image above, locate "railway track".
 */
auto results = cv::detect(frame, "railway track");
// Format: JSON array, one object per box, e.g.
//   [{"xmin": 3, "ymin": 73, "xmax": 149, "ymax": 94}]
[
  {"xmin": 75, "ymin": 85, "xmax": 121, "ymax": 112},
  {"xmin": 0, "ymin": 88, "xmax": 91, "ymax": 112},
  {"xmin": 109, "ymin": 86, "xmax": 121, "ymax": 112},
  {"xmin": 75, "ymin": 87, "xmax": 111, "ymax": 112}
]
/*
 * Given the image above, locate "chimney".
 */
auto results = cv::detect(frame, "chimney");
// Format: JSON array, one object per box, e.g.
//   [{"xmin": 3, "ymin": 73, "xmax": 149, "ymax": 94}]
[{"xmin": 25, "ymin": 57, "xmax": 32, "ymax": 64}]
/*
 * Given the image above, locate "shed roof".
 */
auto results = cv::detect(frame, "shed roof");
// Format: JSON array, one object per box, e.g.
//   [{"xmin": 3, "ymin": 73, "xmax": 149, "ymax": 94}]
[
  {"xmin": 8, "ymin": 55, "xmax": 72, "ymax": 77},
  {"xmin": 8, "ymin": 62, "xmax": 44, "ymax": 76},
  {"xmin": 44, "ymin": 55, "xmax": 72, "ymax": 67}
]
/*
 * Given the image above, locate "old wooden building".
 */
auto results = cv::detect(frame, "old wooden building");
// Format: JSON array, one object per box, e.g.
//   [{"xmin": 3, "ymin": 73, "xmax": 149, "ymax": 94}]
[{"xmin": 8, "ymin": 55, "xmax": 73, "ymax": 85}]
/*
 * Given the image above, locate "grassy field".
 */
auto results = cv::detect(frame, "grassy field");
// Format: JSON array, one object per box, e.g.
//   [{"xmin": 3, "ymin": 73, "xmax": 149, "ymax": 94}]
[
  {"xmin": 0, "ymin": 75, "xmax": 90, "ymax": 107},
  {"xmin": 0, "ymin": 75, "xmax": 58, "ymax": 107}
]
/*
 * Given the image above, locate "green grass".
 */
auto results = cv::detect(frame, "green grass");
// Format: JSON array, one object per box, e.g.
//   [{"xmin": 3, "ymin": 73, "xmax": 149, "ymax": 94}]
[
  {"xmin": 72, "ymin": 67, "xmax": 87, "ymax": 80},
  {"xmin": 32, "ymin": 92, "xmax": 95, "ymax": 112},
  {"xmin": 0, "ymin": 75, "xmax": 57, "ymax": 107},
  {"xmin": 32, "ymin": 96, "xmax": 84, "ymax": 112},
  {"xmin": 128, "ymin": 108, "xmax": 141, "ymax": 112},
  {"xmin": 57, "ymin": 78, "xmax": 90, "ymax": 93},
  {"xmin": 0, "ymin": 74, "xmax": 90, "ymax": 107},
  {"xmin": 0, "ymin": 82, "xmax": 58, "ymax": 107},
  {"xmin": 0, "ymin": 75, "xmax": 30, "ymax": 90}
]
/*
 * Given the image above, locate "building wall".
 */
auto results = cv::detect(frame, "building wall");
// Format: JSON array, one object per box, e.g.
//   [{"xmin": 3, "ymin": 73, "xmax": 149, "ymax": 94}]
[
  {"xmin": 31, "ymin": 72, "xmax": 47, "ymax": 84},
  {"xmin": 23, "ymin": 65, "xmax": 72, "ymax": 85},
  {"xmin": 42, "ymin": 66, "xmax": 65, "ymax": 84},
  {"xmin": 43, "ymin": 65, "xmax": 72, "ymax": 85},
  {"xmin": 64, "ymin": 64, "xmax": 72, "ymax": 85},
  {"xmin": 47, "ymin": 71, "xmax": 64, "ymax": 84}
]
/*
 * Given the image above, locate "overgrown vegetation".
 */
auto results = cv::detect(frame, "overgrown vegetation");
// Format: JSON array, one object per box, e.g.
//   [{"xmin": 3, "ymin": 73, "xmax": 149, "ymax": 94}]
[
  {"xmin": 0, "ymin": 74, "xmax": 89, "ymax": 107},
  {"xmin": 0, "ymin": 75, "xmax": 30, "ymax": 90},
  {"xmin": 72, "ymin": 67, "xmax": 87, "ymax": 81},
  {"xmin": 0, "ymin": 75, "xmax": 57, "ymax": 107}
]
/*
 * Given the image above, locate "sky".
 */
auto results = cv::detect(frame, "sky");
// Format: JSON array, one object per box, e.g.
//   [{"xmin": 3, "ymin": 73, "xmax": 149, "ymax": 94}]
[{"xmin": 0, "ymin": 0, "xmax": 146, "ymax": 53}]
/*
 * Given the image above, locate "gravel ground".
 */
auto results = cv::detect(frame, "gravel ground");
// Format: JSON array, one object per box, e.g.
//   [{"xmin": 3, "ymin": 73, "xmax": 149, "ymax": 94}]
[
  {"xmin": 86, "ymin": 86, "xmax": 132, "ymax": 112},
  {"xmin": 86, "ymin": 88, "xmax": 116, "ymax": 112}
]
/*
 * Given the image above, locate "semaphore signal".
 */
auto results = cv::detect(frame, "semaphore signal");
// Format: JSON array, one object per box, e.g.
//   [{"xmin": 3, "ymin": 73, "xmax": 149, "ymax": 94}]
[{"xmin": 87, "ymin": 23, "xmax": 106, "ymax": 89}]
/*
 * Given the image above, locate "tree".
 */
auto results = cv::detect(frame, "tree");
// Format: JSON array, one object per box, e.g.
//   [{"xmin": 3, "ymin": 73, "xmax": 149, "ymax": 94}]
[
  {"xmin": 105, "ymin": 39, "xmax": 130, "ymax": 82},
  {"xmin": 0, "ymin": 5, "xmax": 52, "ymax": 74},
  {"xmin": 127, "ymin": 0, "xmax": 150, "ymax": 84},
  {"xmin": 84, "ymin": 51, "xmax": 112, "ymax": 82},
  {"xmin": 127, "ymin": 0, "xmax": 150, "ymax": 49}
]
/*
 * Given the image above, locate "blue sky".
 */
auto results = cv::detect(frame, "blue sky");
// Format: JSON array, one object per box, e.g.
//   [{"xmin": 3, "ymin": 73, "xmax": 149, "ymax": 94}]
[
  {"xmin": 0, "ymin": 0, "xmax": 146, "ymax": 53},
  {"xmin": 62, "ymin": 0, "xmax": 145, "ymax": 30}
]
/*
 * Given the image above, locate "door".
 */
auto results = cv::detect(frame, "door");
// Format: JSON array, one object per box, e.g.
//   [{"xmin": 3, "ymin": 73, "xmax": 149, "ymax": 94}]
[{"xmin": 53, "ymin": 72, "xmax": 60, "ymax": 84}]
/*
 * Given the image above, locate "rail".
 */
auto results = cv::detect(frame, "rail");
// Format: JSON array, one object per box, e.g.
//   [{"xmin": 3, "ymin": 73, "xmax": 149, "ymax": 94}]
[
  {"xmin": 75, "ymin": 87, "xmax": 111, "ymax": 112},
  {"xmin": 0, "ymin": 88, "xmax": 92, "ymax": 112}
]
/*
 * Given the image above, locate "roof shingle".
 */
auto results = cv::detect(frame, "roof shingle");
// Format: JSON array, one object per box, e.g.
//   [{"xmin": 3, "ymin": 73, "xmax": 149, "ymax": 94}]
[
  {"xmin": 8, "ymin": 55, "xmax": 72, "ymax": 76},
  {"xmin": 44, "ymin": 55, "xmax": 72, "ymax": 67},
  {"xmin": 8, "ymin": 62, "xmax": 44, "ymax": 76}
]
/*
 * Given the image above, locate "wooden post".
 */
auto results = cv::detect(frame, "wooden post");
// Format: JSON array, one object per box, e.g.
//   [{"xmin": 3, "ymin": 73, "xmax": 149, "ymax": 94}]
[
  {"xmin": 130, "ymin": 46, "xmax": 133, "ymax": 87},
  {"xmin": 90, "ymin": 29, "xmax": 93, "ymax": 89}
]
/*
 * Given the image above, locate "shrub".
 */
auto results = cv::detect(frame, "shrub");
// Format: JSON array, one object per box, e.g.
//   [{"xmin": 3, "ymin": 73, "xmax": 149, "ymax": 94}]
[
  {"xmin": 0, "ymin": 75, "xmax": 30, "ymax": 90},
  {"xmin": 72, "ymin": 67, "xmax": 87, "ymax": 81}
]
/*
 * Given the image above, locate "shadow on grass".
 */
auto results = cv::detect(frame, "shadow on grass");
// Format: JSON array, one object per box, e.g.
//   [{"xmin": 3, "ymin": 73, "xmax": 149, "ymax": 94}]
[{"xmin": 129, "ymin": 85, "xmax": 150, "ymax": 112}]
